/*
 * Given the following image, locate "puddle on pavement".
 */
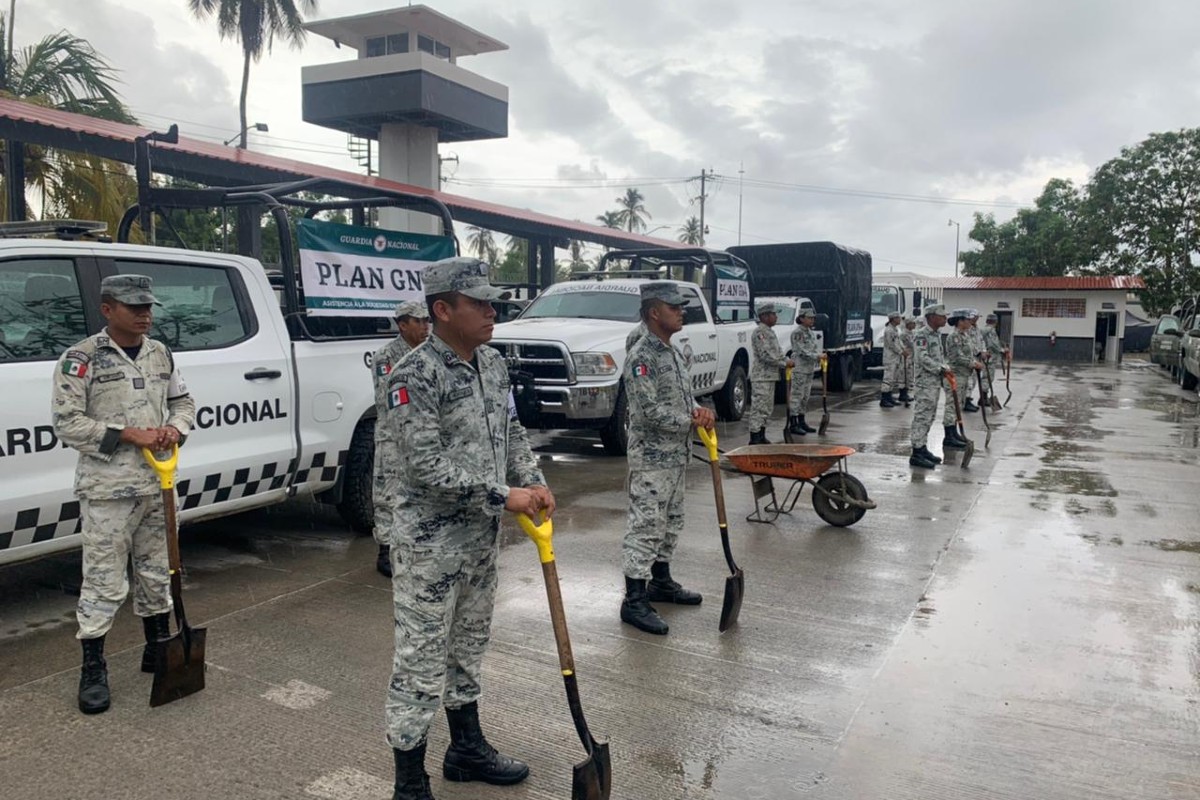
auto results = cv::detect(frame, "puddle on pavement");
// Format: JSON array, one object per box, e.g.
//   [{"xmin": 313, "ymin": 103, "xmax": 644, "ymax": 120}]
[
  {"xmin": 1038, "ymin": 438, "xmax": 1100, "ymax": 466},
  {"xmin": 1020, "ymin": 468, "xmax": 1117, "ymax": 497},
  {"xmin": 1078, "ymin": 532, "xmax": 1124, "ymax": 546},
  {"xmin": 1145, "ymin": 539, "xmax": 1200, "ymax": 555}
]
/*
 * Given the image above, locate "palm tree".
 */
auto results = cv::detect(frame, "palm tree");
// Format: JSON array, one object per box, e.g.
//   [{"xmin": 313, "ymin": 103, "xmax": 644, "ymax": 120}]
[
  {"xmin": 595, "ymin": 210, "xmax": 623, "ymax": 229},
  {"xmin": 678, "ymin": 216, "xmax": 703, "ymax": 245},
  {"xmin": 465, "ymin": 225, "xmax": 498, "ymax": 263},
  {"xmin": 615, "ymin": 187, "xmax": 651, "ymax": 233},
  {"xmin": 188, "ymin": 0, "xmax": 318, "ymax": 149},
  {"xmin": 0, "ymin": 13, "xmax": 137, "ymax": 224}
]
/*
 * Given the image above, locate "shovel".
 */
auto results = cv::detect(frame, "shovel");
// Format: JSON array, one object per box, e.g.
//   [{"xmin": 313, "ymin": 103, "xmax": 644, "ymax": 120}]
[
  {"xmin": 818, "ymin": 354, "xmax": 831, "ymax": 436},
  {"xmin": 985, "ymin": 358, "xmax": 1002, "ymax": 412},
  {"xmin": 901, "ymin": 354, "xmax": 911, "ymax": 407},
  {"xmin": 1003, "ymin": 351, "xmax": 1013, "ymax": 408},
  {"xmin": 945, "ymin": 373, "xmax": 975, "ymax": 468},
  {"xmin": 975, "ymin": 366, "xmax": 993, "ymax": 448},
  {"xmin": 516, "ymin": 513, "xmax": 612, "ymax": 800},
  {"xmin": 782, "ymin": 366, "xmax": 794, "ymax": 443},
  {"xmin": 141, "ymin": 447, "xmax": 207, "ymax": 707},
  {"xmin": 697, "ymin": 427, "xmax": 743, "ymax": 632}
]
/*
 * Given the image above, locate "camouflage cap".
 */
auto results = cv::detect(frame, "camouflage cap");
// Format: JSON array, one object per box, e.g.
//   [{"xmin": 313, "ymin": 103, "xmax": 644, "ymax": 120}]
[
  {"xmin": 641, "ymin": 281, "xmax": 687, "ymax": 306},
  {"xmin": 798, "ymin": 308, "xmax": 816, "ymax": 319},
  {"xmin": 756, "ymin": 302, "xmax": 778, "ymax": 316},
  {"xmin": 394, "ymin": 299, "xmax": 429, "ymax": 320},
  {"xmin": 422, "ymin": 257, "xmax": 511, "ymax": 301},
  {"xmin": 922, "ymin": 302, "xmax": 946, "ymax": 316},
  {"xmin": 887, "ymin": 310, "xmax": 902, "ymax": 320},
  {"xmin": 100, "ymin": 274, "xmax": 160, "ymax": 305},
  {"xmin": 950, "ymin": 308, "xmax": 973, "ymax": 319},
  {"xmin": 967, "ymin": 308, "xmax": 981, "ymax": 319},
  {"xmin": 986, "ymin": 312, "xmax": 998, "ymax": 322}
]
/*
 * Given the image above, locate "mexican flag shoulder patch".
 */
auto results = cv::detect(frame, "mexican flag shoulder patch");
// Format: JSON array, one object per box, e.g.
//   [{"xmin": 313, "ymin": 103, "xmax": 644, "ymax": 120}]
[
  {"xmin": 62, "ymin": 359, "xmax": 88, "ymax": 378},
  {"xmin": 634, "ymin": 363, "xmax": 650, "ymax": 377},
  {"xmin": 375, "ymin": 361, "xmax": 392, "ymax": 377},
  {"xmin": 387, "ymin": 385, "xmax": 410, "ymax": 409}
]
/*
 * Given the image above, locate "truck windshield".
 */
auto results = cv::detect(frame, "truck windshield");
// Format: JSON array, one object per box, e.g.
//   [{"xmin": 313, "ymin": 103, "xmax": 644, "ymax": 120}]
[
  {"xmin": 521, "ymin": 290, "xmax": 641, "ymax": 322},
  {"xmin": 871, "ymin": 286, "xmax": 900, "ymax": 316}
]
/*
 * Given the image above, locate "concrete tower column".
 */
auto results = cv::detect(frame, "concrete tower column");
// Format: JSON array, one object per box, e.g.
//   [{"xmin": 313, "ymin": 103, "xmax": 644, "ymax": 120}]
[{"xmin": 378, "ymin": 123, "xmax": 440, "ymax": 235}]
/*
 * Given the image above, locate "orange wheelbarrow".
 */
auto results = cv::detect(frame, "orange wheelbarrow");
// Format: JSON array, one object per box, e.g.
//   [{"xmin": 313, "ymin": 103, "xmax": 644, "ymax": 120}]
[{"xmin": 722, "ymin": 444, "xmax": 876, "ymax": 527}]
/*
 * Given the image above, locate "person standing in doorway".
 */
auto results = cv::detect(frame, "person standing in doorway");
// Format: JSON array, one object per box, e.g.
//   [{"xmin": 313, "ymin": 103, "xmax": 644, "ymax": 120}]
[
  {"xmin": 621, "ymin": 282, "xmax": 716, "ymax": 636},
  {"xmin": 51, "ymin": 274, "xmax": 197, "ymax": 714},
  {"xmin": 748, "ymin": 302, "xmax": 792, "ymax": 444},
  {"xmin": 383, "ymin": 257, "xmax": 554, "ymax": 799},
  {"xmin": 371, "ymin": 300, "xmax": 432, "ymax": 577},
  {"xmin": 787, "ymin": 309, "xmax": 822, "ymax": 436}
]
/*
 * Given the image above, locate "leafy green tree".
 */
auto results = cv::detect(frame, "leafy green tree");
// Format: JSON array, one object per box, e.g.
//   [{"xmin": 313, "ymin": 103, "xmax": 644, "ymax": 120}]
[
  {"xmin": 494, "ymin": 235, "xmax": 529, "ymax": 284},
  {"xmin": 1084, "ymin": 129, "xmax": 1200, "ymax": 314},
  {"xmin": 678, "ymin": 216, "xmax": 702, "ymax": 244},
  {"xmin": 465, "ymin": 225, "xmax": 499, "ymax": 263},
  {"xmin": 0, "ymin": 12, "xmax": 137, "ymax": 224},
  {"xmin": 187, "ymin": 0, "xmax": 318, "ymax": 149},
  {"xmin": 615, "ymin": 187, "xmax": 651, "ymax": 233},
  {"xmin": 595, "ymin": 210, "xmax": 623, "ymax": 229}
]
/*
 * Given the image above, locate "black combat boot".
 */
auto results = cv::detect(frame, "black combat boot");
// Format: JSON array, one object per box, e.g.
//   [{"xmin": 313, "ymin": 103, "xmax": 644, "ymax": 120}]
[
  {"xmin": 942, "ymin": 425, "xmax": 967, "ymax": 450},
  {"xmin": 909, "ymin": 448, "xmax": 938, "ymax": 469},
  {"xmin": 620, "ymin": 577, "xmax": 669, "ymax": 635},
  {"xmin": 376, "ymin": 544, "xmax": 393, "ymax": 578},
  {"xmin": 748, "ymin": 429, "xmax": 769, "ymax": 445},
  {"xmin": 393, "ymin": 742, "xmax": 435, "ymax": 800},
  {"xmin": 443, "ymin": 702, "xmax": 530, "ymax": 785},
  {"xmin": 898, "ymin": 388, "xmax": 912, "ymax": 403},
  {"xmin": 140, "ymin": 613, "xmax": 170, "ymax": 673},
  {"xmin": 880, "ymin": 392, "xmax": 897, "ymax": 408},
  {"xmin": 78, "ymin": 637, "xmax": 110, "ymax": 714},
  {"xmin": 799, "ymin": 415, "xmax": 817, "ymax": 433},
  {"xmin": 647, "ymin": 561, "xmax": 703, "ymax": 605},
  {"xmin": 786, "ymin": 415, "xmax": 807, "ymax": 437},
  {"xmin": 916, "ymin": 445, "xmax": 942, "ymax": 464},
  {"xmin": 950, "ymin": 425, "xmax": 972, "ymax": 446},
  {"xmin": 963, "ymin": 398, "xmax": 979, "ymax": 413}
]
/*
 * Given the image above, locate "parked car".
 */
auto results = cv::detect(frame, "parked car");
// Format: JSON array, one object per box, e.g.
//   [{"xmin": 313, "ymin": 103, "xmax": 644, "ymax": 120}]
[
  {"xmin": 1149, "ymin": 314, "xmax": 1183, "ymax": 371},
  {"xmin": 1177, "ymin": 311, "xmax": 1200, "ymax": 391},
  {"xmin": 492, "ymin": 297, "xmax": 528, "ymax": 323}
]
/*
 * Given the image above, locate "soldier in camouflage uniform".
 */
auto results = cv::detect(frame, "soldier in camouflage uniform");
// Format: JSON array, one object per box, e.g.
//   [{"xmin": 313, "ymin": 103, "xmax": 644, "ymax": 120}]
[
  {"xmin": 880, "ymin": 311, "xmax": 904, "ymax": 407},
  {"xmin": 383, "ymin": 257, "xmax": 554, "ymax": 800},
  {"xmin": 944, "ymin": 309, "xmax": 982, "ymax": 449},
  {"xmin": 371, "ymin": 300, "xmax": 431, "ymax": 577},
  {"xmin": 900, "ymin": 316, "xmax": 917, "ymax": 403},
  {"xmin": 748, "ymin": 302, "xmax": 792, "ymax": 444},
  {"xmin": 51, "ymin": 275, "xmax": 196, "ymax": 714},
  {"xmin": 621, "ymin": 282, "xmax": 716, "ymax": 636},
  {"xmin": 962, "ymin": 310, "xmax": 984, "ymax": 412},
  {"xmin": 981, "ymin": 312, "xmax": 1009, "ymax": 407},
  {"xmin": 908, "ymin": 303, "xmax": 959, "ymax": 469},
  {"xmin": 787, "ymin": 308, "xmax": 821, "ymax": 435}
]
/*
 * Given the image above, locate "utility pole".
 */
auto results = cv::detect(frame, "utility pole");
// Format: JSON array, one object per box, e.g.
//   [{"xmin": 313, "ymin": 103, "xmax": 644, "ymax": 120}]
[
  {"xmin": 737, "ymin": 161, "xmax": 744, "ymax": 246},
  {"xmin": 698, "ymin": 168, "xmax": 708, "ymax": 247}
]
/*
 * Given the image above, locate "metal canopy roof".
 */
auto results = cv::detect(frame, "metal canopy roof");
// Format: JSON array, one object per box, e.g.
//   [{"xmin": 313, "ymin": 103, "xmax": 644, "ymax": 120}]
[
  {"xmin": 943, "ymin": 276, "xmax": 1145, "ymax": 291},
  {"xmin": 0, "ymin": 98, "xmax": 680, "ymax": 250}
]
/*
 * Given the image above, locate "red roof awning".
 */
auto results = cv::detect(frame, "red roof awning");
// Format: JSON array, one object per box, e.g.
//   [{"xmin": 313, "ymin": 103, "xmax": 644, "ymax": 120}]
[
  {"xmin": 942, "ymin": 276, "xmax": 1145, "ymax": 291},
  {"xmin": 0, "ymin": 97, "xmax": 682, "ymax": 251}
]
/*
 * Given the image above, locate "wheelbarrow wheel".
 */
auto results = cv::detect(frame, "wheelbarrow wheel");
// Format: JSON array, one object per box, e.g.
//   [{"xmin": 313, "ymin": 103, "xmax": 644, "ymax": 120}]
[{"xmin": 811, "ymin": 472, "xmax": 869, "ymax": 527}]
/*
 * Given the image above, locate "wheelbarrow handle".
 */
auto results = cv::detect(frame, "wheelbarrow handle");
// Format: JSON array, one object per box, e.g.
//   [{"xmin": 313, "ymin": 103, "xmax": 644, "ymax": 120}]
[
  {"xmin": 697, "ymin": 426, "xmax": 719, "ymax": 463},
  {"xmin": 141, "ymin": 445, "xmax": 180, "ymax": 491}
]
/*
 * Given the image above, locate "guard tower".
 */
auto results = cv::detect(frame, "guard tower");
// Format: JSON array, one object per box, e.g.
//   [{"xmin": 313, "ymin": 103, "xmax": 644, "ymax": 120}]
[{"xmin": 301, "ymin": 5, "xmax": 508, "ymax": 234}]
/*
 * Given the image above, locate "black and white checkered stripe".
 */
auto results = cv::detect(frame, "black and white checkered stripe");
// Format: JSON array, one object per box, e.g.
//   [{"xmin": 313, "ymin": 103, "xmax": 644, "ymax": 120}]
[{"xmin": 0, "ymin": 449, "xmax": 347, "ymax": 551}]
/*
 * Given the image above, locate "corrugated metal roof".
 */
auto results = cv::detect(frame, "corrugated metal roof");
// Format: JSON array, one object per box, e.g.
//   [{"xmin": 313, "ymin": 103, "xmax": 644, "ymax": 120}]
[
  {"xmin": 942, "ymin": 276, "xmax": 1145, "ymax": 291},
  {"xmin": 0, "ymin": 98, "xmax": 681, "ymax": 250}
]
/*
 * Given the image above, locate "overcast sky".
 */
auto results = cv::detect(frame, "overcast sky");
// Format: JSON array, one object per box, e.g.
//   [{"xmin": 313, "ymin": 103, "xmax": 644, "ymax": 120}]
[{"xmin": 23, "ymin": 0, "xmax": 1200, "ymax": 276}]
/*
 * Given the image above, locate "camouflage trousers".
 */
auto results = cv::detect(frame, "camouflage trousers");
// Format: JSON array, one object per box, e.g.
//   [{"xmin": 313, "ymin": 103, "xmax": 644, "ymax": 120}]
[
  {"xmin": 882, "ymin": 355, "xmax": 900, "ymax": 392},
  {"xmin": 944, "ymin": 369, "xmax": 970, "ymax": 425},
  {"xmin": 909, "ymin": 380, "xmax": 943, "ymax": 449},
  {"xmin": 77, "ymin": 495, "xmax": 171, "ymax": 640},
  {"xmin": 788, "ymin": 360, "xmax": 817, "ymax": 414},
  {"xmin": 903, "ymin": 356, "xmax": 914, "ymax": 392},
  {"xmin": 748, "ymin": 379, "xmax": 776, "ymax": 432},
  {"xmin": 623, "ymin": 467, "xmax": 686, "ymax": 579},
  {"xmin": 372, "ymin": 447, "xmax": 391, "ymax": 545},
  {"xmin": 386, "ymin": 543, "xmax": 497, "ymax": 750}
]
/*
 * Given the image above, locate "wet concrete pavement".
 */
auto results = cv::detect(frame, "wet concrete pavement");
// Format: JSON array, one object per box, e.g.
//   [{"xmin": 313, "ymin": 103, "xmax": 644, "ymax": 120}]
[{"xmin": 2, "ymin": 361, "xmax": 1198, "ymax": 799}]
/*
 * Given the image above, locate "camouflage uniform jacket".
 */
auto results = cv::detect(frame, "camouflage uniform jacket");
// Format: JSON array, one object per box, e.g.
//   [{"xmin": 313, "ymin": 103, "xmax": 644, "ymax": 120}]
[
  {"xmin": 883, "ymin": 324, "xmax": 905, "ymax": 359},
  {"xmin": 750, "ymin": 322, "xmax": 787, "ymax": 381},
  {"xmin": 901, "ymin": 328, "xmax": 915, "ymax": 355},
  {"xmin": 946, "ymin": 329, "xmax": 977, "ymax": 371},
  {"xmin": 625, "ymin": 322, "xmax": 648, "ymax": 354},
  {"xmin": 969, "ymin": 326, "xmax": 986, "ymax": 358},
  {"xmin": 52, "ymin": 330, "xmax": 196, "ymax": 499},
  {"xmin": 790, "ymin": 325, "xmax": 821, "ymax": 363},
  {"xmin": 982, "ymin": 326, "xmax": 1005, "ymax": 359},
  {"xmin": 386, "ymin": 333, "xmax": 544, "ymax": 550},
  {"xmin": 372, "ymin": 336, "xmax": 417, "ymax": 446},
  {"xmin": 912, "ymin": 322, "xmax": 951, "ymax": 384},
  {"xmin": 625, "ymin": 333, "xmax": 698, "ymax": 471}
]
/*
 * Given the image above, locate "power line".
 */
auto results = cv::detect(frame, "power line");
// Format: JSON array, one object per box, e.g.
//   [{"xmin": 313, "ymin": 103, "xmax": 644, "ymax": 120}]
[{"xmin": 723, "ymin": 174, "xmax": 1023, "ymax": 209}]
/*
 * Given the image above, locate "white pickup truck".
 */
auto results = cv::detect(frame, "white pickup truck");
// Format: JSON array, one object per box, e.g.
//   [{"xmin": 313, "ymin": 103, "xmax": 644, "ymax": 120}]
[{"xmin": 491, "ymin": 265, "xmax": 756, "ymax": 455}]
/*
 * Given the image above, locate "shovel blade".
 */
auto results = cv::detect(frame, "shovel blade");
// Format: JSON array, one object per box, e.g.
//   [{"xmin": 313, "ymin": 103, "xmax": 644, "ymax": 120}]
[
  {"xmin": 718, "ymin": 568, "xmax": 745, "ymax": 632},
  {"xmin": 961, "ymin": 440, "xmax": 975, "ymax": 468},
  {"xmin": 571, "ymin": 740, "xmax": 612, "ymax": 800},
  {"xmin": 150, "ymin": 626, "xmax": 207, "ymax": 707},
  {"xmin": 990, "ymin": 396, "xmax": 1002, "ymax": 412},
  {"xmin": 818, "ymin": 412, "xmax": 830, "ymax": 436}
]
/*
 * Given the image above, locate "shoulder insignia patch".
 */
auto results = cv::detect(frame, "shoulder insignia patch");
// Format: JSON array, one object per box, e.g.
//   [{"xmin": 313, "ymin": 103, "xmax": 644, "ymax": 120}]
[
  {"xmin": 62, "ymin": 358, "xmax": 88, "ymax": 377},
  {"xmin": 634, "ymin": 364, "xmax": 650, "ymax": 377},
  {"xmin": 375, "ymin": 361, "xmax": 392, "ymax": 377},
  {"xmin": 387, "ymin": 385, "xmax": 410, "ymax": 409}
]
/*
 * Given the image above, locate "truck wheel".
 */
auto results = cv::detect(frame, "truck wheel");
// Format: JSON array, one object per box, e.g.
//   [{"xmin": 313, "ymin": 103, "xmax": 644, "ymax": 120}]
[
  {"xmin": 715, "ymin": 363, "xmax": 748, "ymax": 421},
  {"xmin": 337, "ymin": 418, "xmax": 375, "ymax": 534},
  {"xmin": 827, "ymin": 354, "xmax": 855, "ymax": 393},
  {"xmin": 599, "ymin": 387, "xmax": 629, "ymax": 456}
]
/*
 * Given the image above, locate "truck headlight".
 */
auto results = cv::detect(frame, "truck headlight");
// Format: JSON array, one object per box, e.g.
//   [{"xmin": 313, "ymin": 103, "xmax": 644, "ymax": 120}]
[{"xmin": 572, "ymin": 351, "xmax": 618, "ymax": 376}]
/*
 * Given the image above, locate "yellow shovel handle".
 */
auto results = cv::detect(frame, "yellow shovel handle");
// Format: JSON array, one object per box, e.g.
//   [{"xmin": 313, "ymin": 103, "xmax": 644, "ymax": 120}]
[
  {"xmin": 141, "ymin": 445, "xmax": 179, "ymax": 491},
  {"xmin": 517, "ymin": 512, "xmax": 555, "ymax": 564},
  {"xmin": 697, "ymin": 425, "xmax": 719, "ymax": 462}
]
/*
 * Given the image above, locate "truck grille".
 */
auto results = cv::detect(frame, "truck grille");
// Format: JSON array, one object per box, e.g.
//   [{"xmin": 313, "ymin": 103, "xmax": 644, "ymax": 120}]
[{"xmin": 488, "ymin": 341, "xmax": 572, "ymax": 383}]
